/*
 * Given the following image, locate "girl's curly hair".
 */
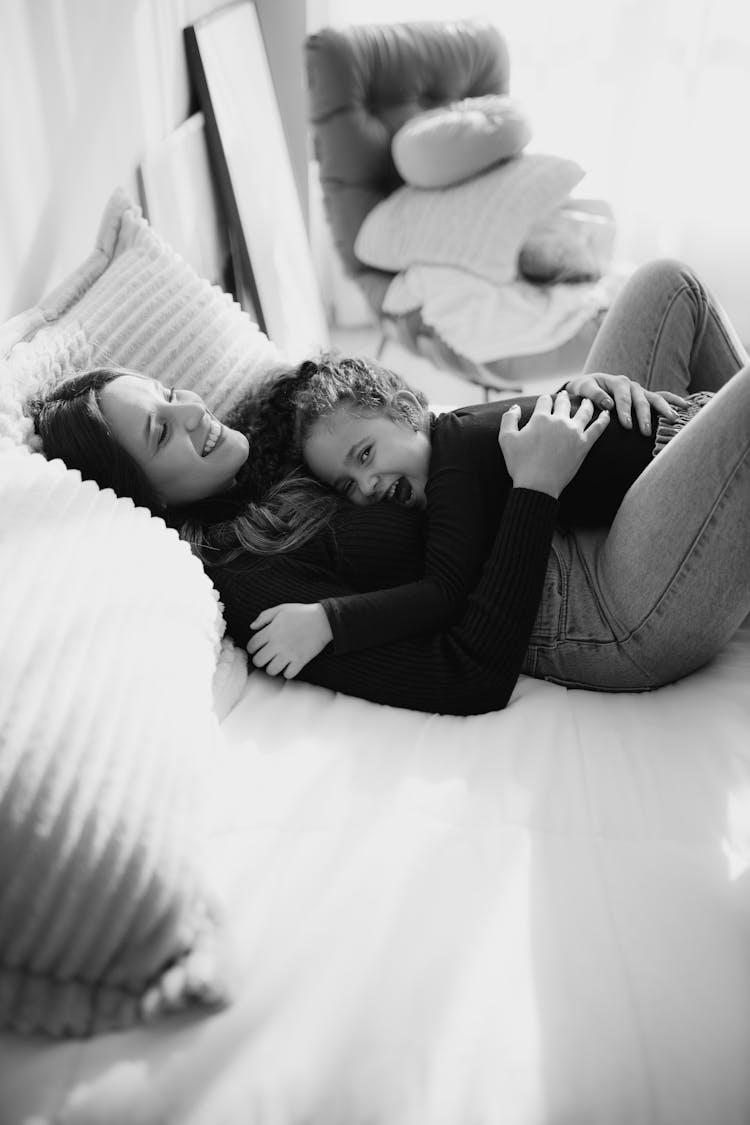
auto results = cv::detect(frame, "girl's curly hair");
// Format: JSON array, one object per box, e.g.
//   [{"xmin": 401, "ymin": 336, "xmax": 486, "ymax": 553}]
[
  {"xmin": 291, "ymin": 354, "xmax": 430, "ymax": 447},
  {"xmin": 225, "ymin": 353, "xmax": 430, "ymax": 500}
]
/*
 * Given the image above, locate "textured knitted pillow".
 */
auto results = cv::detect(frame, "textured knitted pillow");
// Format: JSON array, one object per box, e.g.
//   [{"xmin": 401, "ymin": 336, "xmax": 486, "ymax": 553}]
[
  {"xmin": 0, "ymin": 187, "xmax": 286, "ymax": 450},
  {"xmin": 0, "ymin": 187, "xmax": 270, "ymax": 719},
  {"xmin": 354, "ymin": 153, "xmax": 585, "ymax": 286},
  {"xmin": 392, "ymin": 96, "xmax": 532, "ymax": 189},
  {"xmin": 0, "ymin": 440, "xmax": 230, "ymax": 1037}
]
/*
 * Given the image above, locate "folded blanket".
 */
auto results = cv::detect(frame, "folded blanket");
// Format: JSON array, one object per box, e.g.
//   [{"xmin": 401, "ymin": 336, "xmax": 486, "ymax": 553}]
[{"xmin": 383, "ymin": 266, "xmax": 622, "ymax": 364}]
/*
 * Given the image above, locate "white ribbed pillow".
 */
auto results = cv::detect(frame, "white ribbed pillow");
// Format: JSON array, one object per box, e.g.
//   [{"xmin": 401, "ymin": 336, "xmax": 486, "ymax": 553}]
[
  {"xmin": 355, "ymin": 153, "xmax": 584, "ymax": 285},
  {"xmin": 0, "ymin": 441, "xmax": 229, "ymax": 1037},
  {"xmin": 0, "ymin": 187, "xmax": 262, "ymax": 720},
  {"xmin": 0, "ymin": 187, "xmax": 286, "ymax": 450}
]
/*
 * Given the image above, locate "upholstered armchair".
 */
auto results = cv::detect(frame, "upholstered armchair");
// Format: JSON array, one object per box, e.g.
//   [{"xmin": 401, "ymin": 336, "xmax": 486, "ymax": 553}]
[{"xmin": 305, "ymin": 19, "xmax": 615, "ymax": 394}]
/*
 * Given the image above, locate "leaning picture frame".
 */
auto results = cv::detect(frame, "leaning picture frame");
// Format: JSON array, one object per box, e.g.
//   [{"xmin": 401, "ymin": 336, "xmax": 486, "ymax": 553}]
[
  {"xmin": 184, "ymin": 0, "xmax": 329, "ymax": 360},
  {"xmin": 138, "ymin": 112, "xmax": 235, "ymax": 294}
]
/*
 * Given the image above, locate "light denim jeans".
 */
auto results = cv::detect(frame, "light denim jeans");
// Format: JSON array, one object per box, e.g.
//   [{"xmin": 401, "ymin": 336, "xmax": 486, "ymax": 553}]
[{"xmin": 523, "ymin": 259, "xmax": 750, "ymax": 690}]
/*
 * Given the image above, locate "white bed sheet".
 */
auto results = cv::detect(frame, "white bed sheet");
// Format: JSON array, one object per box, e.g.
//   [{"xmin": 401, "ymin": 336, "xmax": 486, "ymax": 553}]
[{"xmin": 3, "ymin": 623, "xmax": 750, "ymax": 1125}]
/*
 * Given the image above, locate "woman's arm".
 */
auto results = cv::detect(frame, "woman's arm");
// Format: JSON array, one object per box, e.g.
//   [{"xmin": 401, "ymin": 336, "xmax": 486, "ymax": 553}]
[{"xmin": 210, "ymin": 486, "xmax": 559, "ymax": 715}]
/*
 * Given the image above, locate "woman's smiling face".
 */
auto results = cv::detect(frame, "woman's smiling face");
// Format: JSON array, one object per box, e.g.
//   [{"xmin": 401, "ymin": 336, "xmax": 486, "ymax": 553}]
[{"xmin": 98, "ymin": 374, "xmax": 249, "ymax": 506}]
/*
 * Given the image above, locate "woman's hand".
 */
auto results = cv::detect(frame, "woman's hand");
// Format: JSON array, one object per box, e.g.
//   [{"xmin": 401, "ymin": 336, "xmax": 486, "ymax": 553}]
[
  {"xmin": 247, "ymin": 602, "xmax": 333, "ymax": 678},
  {"xmin": 564, "ymin": 372, "xmax": 687, "ymax": 436},
  {"xmin": 499, "ymin": 391, "xmax": 610, "ymax": 498}
]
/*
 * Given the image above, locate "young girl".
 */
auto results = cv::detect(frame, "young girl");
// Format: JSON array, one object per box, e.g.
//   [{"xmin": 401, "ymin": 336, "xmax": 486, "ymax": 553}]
[{"xmin": 31, "ymin": 259, "xmax": 750, "ymax": 713}]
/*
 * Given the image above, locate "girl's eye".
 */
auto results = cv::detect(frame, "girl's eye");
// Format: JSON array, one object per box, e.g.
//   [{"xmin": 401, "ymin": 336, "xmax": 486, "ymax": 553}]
[{"xmin": 359, "ymin": 445, "xmax": 371, "ymax": 464}]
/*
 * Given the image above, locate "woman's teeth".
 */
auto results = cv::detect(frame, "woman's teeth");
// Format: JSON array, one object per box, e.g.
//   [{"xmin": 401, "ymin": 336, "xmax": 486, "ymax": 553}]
[{"xmin": 201, "ymin": 417, "xmax": 221, "ymax": 456}]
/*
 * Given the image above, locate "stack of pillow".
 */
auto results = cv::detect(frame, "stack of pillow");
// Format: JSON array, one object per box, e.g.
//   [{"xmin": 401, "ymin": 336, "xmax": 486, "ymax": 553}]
[{"xmin": 355, "ymin": 95, "xmax": 614, "ymax": 286}]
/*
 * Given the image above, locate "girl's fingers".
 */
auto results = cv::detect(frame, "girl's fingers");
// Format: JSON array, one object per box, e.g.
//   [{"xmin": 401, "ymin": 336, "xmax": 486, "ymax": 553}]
[
  {"xmin": 533, "ymin": 393, "xmax": 554, "ymax": 415},
  {"xmin": 583, "ymin": 409, "xmax": 611, "ymax": 444},
  {"xmin": 552, "ymin": 390, "xmax": 571, "ymax": 416},
  {"xmin": 573, "ymin": 397, "xmax": 595, "ymax": 426},
  {"xmin": 500, "ymin": 404, "xmax": 522, "ymax": 432},
  {"xmin": 265, "ymin": 655, "xmax": 288, "ymax": 677},
  {"xmin": 251, "ymin": 606, "xmax": 279, "ymax": 629},
  {"xmin": 247, "ymin": 630, "xmax": 267, "ymax": 655}
]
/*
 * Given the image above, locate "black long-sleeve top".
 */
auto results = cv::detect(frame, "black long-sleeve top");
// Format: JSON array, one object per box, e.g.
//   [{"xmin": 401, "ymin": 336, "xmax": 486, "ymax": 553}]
[
  {"xmin": 319, "ymin": 396, "xmax": 656, "ymax": 654},
  {"xmin": 207, "ymin": 485, "xmax": 559, "ymax": 715}
]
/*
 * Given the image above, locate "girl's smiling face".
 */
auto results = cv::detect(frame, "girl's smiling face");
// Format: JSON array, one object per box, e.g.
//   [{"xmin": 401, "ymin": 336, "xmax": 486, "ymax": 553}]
[
  {"xmin": 98, "ymin": 374, "xmax": 249, "ymax": 506},
  {"xmin": 302, "ymin": 405, "xmax": 431, "ymax": 508}
]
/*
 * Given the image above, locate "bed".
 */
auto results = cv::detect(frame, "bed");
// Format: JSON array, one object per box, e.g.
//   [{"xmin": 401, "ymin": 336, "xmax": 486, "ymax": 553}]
[{"xmin": 2, "ymin": 191, "xmax": 750, "ymax": 1125}]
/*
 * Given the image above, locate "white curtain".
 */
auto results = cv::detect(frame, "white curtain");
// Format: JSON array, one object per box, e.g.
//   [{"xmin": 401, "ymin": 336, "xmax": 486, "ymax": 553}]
[{"xmin": 312, "ymin": 0, "xmax": 750, "ymax": 342}]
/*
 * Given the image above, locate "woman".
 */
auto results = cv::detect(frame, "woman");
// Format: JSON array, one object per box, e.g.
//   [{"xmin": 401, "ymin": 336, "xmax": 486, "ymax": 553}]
[{"xmin": 30, "ymin": 260, "xmax": 749, "ymax": 714}]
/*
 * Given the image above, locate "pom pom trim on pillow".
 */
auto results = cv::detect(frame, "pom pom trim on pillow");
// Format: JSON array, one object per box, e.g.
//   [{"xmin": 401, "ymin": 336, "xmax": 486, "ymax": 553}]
[{"xmin": 0, "ymin": 442, "xmax": 230, "ymax": 1037}]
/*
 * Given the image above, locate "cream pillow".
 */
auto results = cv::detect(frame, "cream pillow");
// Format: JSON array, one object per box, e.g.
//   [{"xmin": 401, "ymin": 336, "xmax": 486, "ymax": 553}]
[
  {"xmin": 0, "ymin": 187, "xmax": 286, "ymax": 450},
  {"xmin": 392, "ymin": 96, "xmax": 532, "ymax": 189},
  {"xmin": 354, "ymin": 153, "xmax": 585, "ymax": 286},
  {"xmin": 519, "ymin": 204, "xmax": 616, "ymax": 283},
  {"xmin": 0, "ymin": 441, "xmax": 229, "ymax": 1037}
]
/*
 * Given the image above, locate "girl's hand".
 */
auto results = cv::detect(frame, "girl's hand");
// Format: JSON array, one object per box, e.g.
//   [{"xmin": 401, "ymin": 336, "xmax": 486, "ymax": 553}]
[
  {"xmin": 564, "ymin": 372, "xmax": 687, "ymax": 436},
  {"xmin": 499, "ymin": 391, "xmax": 610, "ymax": 498},
  {"xmin": 247, "ymin": 603, "xmax": 333, "ymax": 678}
]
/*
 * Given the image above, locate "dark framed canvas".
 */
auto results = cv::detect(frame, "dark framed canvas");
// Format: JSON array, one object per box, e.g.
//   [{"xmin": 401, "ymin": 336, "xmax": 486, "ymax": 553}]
[{"xmin": 185, "ymin": 0, "xmax": 329, "ymax": 359}]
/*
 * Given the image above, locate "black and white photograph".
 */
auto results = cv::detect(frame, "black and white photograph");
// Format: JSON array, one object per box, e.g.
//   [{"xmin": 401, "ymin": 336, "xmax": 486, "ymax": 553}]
[{"xmin": 2, "ymin": 2, "xmax": 750, "ymax": 1123}]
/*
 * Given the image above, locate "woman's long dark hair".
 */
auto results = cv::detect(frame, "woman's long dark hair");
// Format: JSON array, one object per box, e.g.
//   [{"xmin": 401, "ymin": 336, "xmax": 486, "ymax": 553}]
[
  {"xmin": 27, "ymin": 367, "xmax": 157, "ymax": 509},
  {"xmin": 27, "ymin": 365, "xmax": 341, "ymax": 563}
]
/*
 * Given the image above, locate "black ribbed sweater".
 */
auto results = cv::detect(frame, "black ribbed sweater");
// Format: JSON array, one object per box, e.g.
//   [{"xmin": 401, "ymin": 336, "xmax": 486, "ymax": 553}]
[
  {"xmin": 208, "ymin": 486, "xmax": 558, "ymax": 715},
  {"xmin": 318, "ymin": 397, "xmax": 655, "ymax": 656}
]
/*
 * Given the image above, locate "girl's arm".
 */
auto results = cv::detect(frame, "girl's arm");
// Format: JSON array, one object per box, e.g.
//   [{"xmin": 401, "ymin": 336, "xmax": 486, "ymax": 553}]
[
  {"xmin": 259, "ymin": 399, "xmax": 541, "ymax": 665},
  {"xmin": 245, "ymin": 407, "xmax": 510, "ymax": 671},
  {"xmin": 249, "ymin": 394, "xmax": 619, "ymax": 673},
  {"xmin": 210, "ymin": 486, "xmax": 559, "ymax": 715}
]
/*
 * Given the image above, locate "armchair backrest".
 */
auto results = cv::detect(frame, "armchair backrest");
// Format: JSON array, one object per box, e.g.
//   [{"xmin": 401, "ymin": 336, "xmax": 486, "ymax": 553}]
[{"xmin": 305, "ymin": 19, "xmax": 510, "ymax": 314}]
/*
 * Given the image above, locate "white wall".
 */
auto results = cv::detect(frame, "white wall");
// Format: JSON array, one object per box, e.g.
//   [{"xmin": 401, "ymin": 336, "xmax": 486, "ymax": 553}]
[
  {"xmin": 0, "ymin": 0, "xmax": 309, "ymax": 324},
  {"xmin": 311, "ymin": 0, "xmax": 750, "ymax": 345}
]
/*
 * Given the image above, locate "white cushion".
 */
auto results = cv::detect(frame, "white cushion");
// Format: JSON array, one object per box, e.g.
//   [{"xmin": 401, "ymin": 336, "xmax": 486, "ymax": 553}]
[{"xmin": 0, "ymin": 441, "xmax": 229, "ymax": 1036}]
